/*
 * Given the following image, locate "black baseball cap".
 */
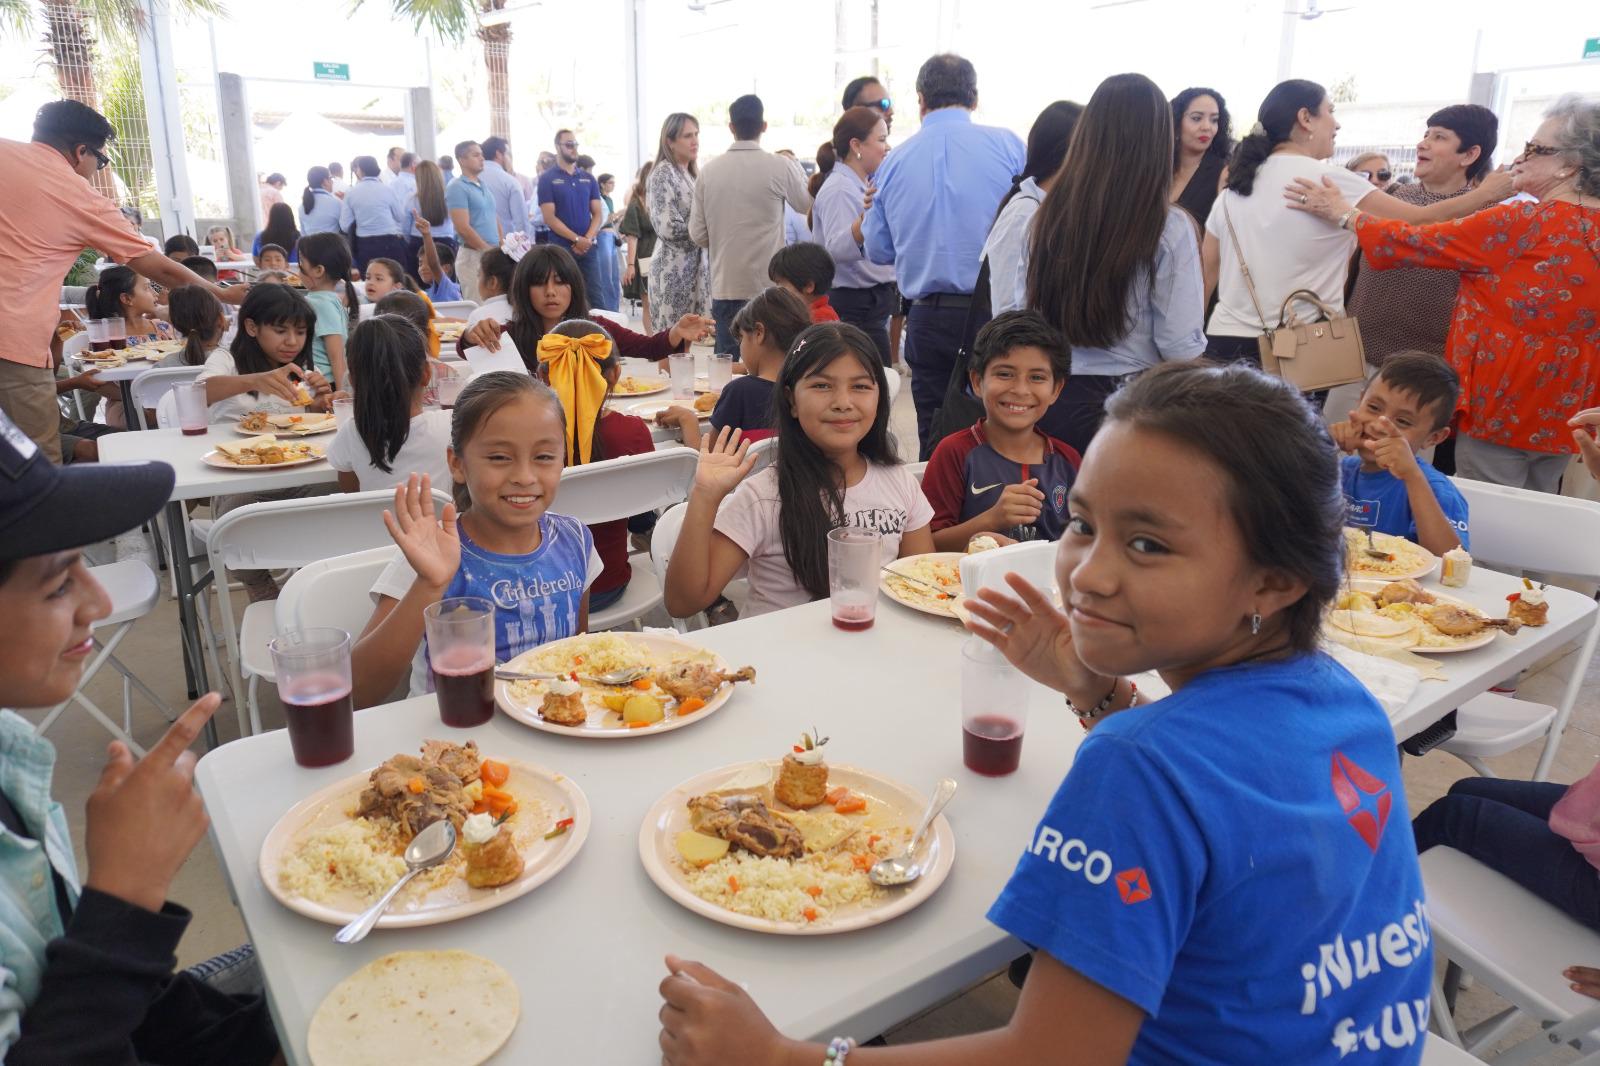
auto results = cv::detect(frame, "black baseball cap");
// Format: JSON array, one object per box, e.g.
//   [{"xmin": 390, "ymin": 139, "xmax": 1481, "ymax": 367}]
[{"xmin": 0, "ymin": 414, "xmax": 174, "ymax": 562}]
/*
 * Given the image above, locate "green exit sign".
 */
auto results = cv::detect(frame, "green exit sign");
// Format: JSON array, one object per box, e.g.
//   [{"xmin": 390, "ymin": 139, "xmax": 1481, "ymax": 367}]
[
  {"xmin": 313, "ymin": 61, "xmax": 349, "ymax": 81},
  {"xmin": 1586, "ymin": 37, "xmax": 1600, "ymax": 60}
]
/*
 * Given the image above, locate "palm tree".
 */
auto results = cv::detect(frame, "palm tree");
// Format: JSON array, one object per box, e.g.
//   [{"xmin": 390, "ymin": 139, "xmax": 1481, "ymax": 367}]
[
  {"xmin": 0, "ymin": 0, "xmax": 223, "ymax": 199},
  {"xmin": 357, "ymin": 0, "xmax": 512, "ymax": 139}
]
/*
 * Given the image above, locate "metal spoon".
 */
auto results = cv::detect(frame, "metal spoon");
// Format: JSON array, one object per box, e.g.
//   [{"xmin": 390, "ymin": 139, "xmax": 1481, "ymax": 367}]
[
  {"xmin": 334, "ymin": 819, "xmax": 457, "ymax": 944},
  {"xmin": 493, "ymin": 665, "xmax": 650, "ymax": 686},
  {"xmin": 869, "ymin": 778, "xmax": 958, "ymax": 887}
]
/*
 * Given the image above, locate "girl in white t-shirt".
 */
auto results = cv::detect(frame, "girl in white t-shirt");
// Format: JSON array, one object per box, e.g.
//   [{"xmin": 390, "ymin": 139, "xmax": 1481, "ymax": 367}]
[
  {"xmin": 327, "ymin": 314, "xmax": 452, "ymax": 492},
  {"xmin": 464, "ymin": 248, "xmax": 516, "ymax": 332},
  {"xmin": 197, "ymin": 284, "xmax": 332, "ymax": 424},
  {"xmin": 1200, "ymin": 78, "xmax": 1510, "ymax": 365},
  {"xmin": 664, "ymin": 321, "xmax": 934, "ymax": 618}
]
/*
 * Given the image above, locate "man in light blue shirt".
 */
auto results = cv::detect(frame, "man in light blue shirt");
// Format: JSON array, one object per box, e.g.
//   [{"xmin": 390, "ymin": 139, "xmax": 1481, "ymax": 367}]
[
  {"xmin": 339, "ymin": 155, "xmax": 408, "ymax": 273},
  {"xmin": 392, "ymin": 151, "xmax": 418, "ymax": 205},
  {"xmin": 863, "ymin": 53, "xmax": 1024, "ymax": 458},
  {"xmin": 446, "ymin": 139, "xmax": 501, "ymax": 301},
  {"xmin": 480, "ymin": 136, "xmax": 529, "ymax": 239}
]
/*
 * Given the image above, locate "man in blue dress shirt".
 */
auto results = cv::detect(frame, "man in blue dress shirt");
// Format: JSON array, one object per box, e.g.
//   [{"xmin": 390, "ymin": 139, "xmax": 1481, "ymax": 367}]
[
  {"xmin": 480, "ymin": 136, "xmax": 529, "ymax": 240},
  {"xmin": 863, "ymin": 54, "xmax": 1025, "ymax": 458},
  {"xmin": 339, "ymin": 155, "xmax": 408, "ymax": 273}
]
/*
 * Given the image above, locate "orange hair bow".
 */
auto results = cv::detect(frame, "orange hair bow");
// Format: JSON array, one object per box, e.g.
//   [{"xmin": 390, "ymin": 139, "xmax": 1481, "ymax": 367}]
[{"xmin": 535, "ymin": 332, "xmax": 613, "ymax": 464}]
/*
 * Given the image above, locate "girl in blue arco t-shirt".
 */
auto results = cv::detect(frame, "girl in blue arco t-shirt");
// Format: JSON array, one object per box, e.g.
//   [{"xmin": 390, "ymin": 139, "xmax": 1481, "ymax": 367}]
[
  {"xmin": 352, "ymin": 370, "xmax": 602, "ymax": 706},
  {"xmin": 653, "ymin": 360, "xmax": 1432, "ymax": 1066}
]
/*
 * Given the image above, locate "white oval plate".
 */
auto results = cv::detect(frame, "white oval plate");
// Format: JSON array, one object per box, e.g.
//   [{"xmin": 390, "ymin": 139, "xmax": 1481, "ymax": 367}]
[
  {"xmin": 259, "ymin": 756, "xmax": 589, "ymax": 929},
  {"xmin": 1337, "ymin": 577, "xmax": 1496, "ymax": 654},
  {"xmin": 495, "ymin": 631, "xmax": 740, "ymax": 738},
  {"xmin": 201, "ymin": 447, "xmax": 326, "ymax": 470},
  {"xmin": 639, "ymin": 759, "xmax": 955, "ymax": 935},
  {"xmin": 880, "ymin": 552, "xmax": 965, "ymax": 620}
]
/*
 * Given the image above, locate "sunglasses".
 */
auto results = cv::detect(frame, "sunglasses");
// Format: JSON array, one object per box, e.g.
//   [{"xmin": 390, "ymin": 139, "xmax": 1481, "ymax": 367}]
[
  {"xmin": 1520, "ymin": 140, "xmax": 1562, "ymax": 159},
  {"xmin": 559, "ymin": 141, "xmax": 579, "ymax": 149},
  {"xmin": 868, "ymin": 97, "xmax": 893, "ymax": 112},
  {"xmin": 1360, "ymin": 169, "xmax": 1392, "ymax": 182}
]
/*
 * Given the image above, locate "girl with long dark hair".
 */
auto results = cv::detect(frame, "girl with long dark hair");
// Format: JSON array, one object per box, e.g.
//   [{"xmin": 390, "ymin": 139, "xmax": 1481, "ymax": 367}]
[
  {"xmin": 327, "ymin": 314, "xmax": 452, "ymax": 491},
  {"xmin": 253, "ymin": 202, "xmax": 299, "ymax": 263},
  {"xmin": 1024, "ymin": 73, "xmax": 1206, "ymax": 455},
  {"xmin": 664, "ymin": 321, "xmax": 934, "ymax": 618},
  {"xmin": 459, "ymin": 244, "xmax": 710, "ymax": 365},
  {"xmin": 1201, "ymin": 79, "xmax": 1511, "ymax": 366},
  {"xmin": 296, "ymin": 232, "xmax": 357, "ymax": 389},
  {"xmin": 162, "ymin": 285, "xmax": 226, "ymax": 368},
  {"xmin": 985, "ymin": 99, "xmax": 1083, "ymax": 315},
  {"xmin": 1169, "ymin": 87, "xmax": 1233, "ymax": 227}
]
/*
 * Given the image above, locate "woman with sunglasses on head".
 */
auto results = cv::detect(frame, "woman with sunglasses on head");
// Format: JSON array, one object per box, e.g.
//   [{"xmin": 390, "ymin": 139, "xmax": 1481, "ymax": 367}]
[
  {"xmin": 1345, "ymin": 152, "xmax": 1394, "ymax": 190},
  {"xmin": 1290, "ymin": 93, "xmax": 1600, "ymax": 494}
]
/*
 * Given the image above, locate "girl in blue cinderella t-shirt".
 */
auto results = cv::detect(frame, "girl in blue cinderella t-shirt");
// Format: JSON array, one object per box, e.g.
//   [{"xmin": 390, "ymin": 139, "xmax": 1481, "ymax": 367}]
[
  {"xmin": 352, "ymin": 371, "xmax": 602, "ymax": 705},
  {"xmin": 652, "ymin": 361, "xmax": 1432, "ymax": 1065}
]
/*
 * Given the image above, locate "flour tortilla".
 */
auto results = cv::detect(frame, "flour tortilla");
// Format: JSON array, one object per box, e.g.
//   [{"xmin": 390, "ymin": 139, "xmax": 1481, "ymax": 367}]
[
  {"xmin": 308, "ymin": 950, "xmax": 519, "ymax": 1066},
  {"xmin": 1326, "ymin": 609, "xmax": 1418, "ymax": 642},
  {"xmin": 215, "ymin": 434, "xmax": 276, "ymax": 458}
]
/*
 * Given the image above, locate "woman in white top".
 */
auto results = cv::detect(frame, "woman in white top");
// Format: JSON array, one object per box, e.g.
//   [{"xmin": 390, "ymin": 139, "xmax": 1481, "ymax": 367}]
[
  {"xmin": 1201, "ymin": 78, "xmax": 1511, "ymax": 368},
  {"xmin": 987, "ymin": 100, "xmax": 1083, "ymax": 315},
  {"xmin": 810, "ymin": 107, "xmax": 897, "ymax": 363}
]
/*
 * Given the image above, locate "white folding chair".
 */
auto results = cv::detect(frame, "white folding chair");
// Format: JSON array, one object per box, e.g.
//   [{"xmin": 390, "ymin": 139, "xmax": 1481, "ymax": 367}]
[
  {"xmin": 276, "ymin": 547, "xmax": 395, "ymax": 641},
  {"xmin": 205, "ymin": 488, "xmax": 451, "ymax": 735},
  {"xmin": 906, "ymin": 461, "xmax": 927, "ymax": 483},
  {"xmin": 591, "ymin": 307, "xmax": 629, "ymax": 327},
  {"xmin": 557, "ymin": 449, "xmax": 699, "ymax": 631},
  {"xmin": 883, "ymin": 365, "xmax": 901, "ymax": 406},
  {"xmin": 650, "ymin": 502, "xmax": 697, "ymax": 632},
  {"xmin": 746, "ymin": 437, "xmax": 778, "ymax": 479},
  {"xmin": 1421, "ymin": 1033, "xmax": 1491, "ymax": 1065},
  {"xmin": 35, "ymin": 562, "xmax": 176, "ymax": 756},
  {"xmin": 959, "ymin": 539, "xmax": 1058, "ymax": 601},
  {"xmin": 1423, "ymin": 846, "xmax": 1600, "ymax": 1060},
  {"xmin": 130, "ymin": 365, "xmax": 203, "ymax": 431},
  {"xmin": 430, "ymin": 299, "xmax": 479, "ymax": 319},
  {"xmin": 1434, "ymin": 480, "xmax": 1600, "ymax": 780},
  {"xmin": 59, "ymin": 331, "xmax": 92, "ymax": 421}
]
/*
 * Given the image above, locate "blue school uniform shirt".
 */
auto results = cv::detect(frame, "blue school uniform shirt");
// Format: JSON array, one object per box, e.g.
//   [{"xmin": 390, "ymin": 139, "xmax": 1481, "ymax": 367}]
[
  {"xmin": 424, "ymin": 272, "xmax": 462, "ymax": 303},
  {"xmin": 1340, "ymin": 455, "xmax": 1470, "ymax": 549},
  {"xmin": 304, "ymin": 289, "xmax": 348, "ymax": 380},
  {"xmin": 708, "ymin": 375, "xmax": 775, "ymax": 436},
  {"xmin": 988, "ymin": 654, "xmax": 1432, "ymax": 1065},
  {"xmin": 371, "ymin": 512, "xmax": 604, "ymax": 696}
]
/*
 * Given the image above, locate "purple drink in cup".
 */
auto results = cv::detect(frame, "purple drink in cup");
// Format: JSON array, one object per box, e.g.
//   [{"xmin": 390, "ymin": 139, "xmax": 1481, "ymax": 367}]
[
  {"xmin": 269, "ymin": 628, "xmax": 356, "ymax": 767},
  {"xmin": 424, "ymin": 597, "xmax": 496, "ymax": 727}
]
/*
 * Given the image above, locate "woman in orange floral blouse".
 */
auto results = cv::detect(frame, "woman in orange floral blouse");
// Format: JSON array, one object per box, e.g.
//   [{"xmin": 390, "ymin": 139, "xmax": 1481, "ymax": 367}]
[{"xmin": 1289, "ymin": 94, "xmax": 1600, "ymax": 493}]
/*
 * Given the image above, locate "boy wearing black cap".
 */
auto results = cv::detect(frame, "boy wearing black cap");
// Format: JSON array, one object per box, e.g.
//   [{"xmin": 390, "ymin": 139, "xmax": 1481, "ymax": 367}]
[{"xmin": 0, "ymin": 414, "xmax": 278, "ymax": 1063}]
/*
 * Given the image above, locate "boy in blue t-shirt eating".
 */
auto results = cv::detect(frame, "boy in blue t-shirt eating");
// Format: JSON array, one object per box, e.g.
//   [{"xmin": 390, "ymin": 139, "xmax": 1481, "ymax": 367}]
[
  {"xmin": 1330, "ymin": 351, "xmax": 1469, "ymax": 556},
  {"xmin": 921, "ymin": 310, "xmax": 1080, "ymax": 549}
]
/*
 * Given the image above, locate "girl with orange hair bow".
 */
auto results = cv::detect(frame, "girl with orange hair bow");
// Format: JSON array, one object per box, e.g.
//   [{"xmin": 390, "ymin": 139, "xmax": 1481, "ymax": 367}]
[{"xmin": 535, "ymin": 319, "xmax": 658, "ymax": 611}]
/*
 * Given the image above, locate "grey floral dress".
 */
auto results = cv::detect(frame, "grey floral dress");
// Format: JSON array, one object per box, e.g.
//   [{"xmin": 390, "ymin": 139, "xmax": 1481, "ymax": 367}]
[{"xmin": 646, "ymin": 162, "xmax": 708, "ymax": 324}]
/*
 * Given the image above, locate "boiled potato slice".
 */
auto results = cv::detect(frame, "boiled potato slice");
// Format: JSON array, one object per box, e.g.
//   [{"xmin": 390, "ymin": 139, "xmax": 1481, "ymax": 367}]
[
  {"xmin": 675, "ymin": 829, "xmax": 730, "ymax": 866},
  {"xmin": 623, "ymin": 694, "xmax": 664, "ymax": 725},
  {"xmin": 601, "ymin": 692, "xmax": 630, "ymax": 713}
]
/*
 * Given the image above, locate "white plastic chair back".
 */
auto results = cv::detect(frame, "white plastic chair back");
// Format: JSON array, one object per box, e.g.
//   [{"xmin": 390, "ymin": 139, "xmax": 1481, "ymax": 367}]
[
  {"xmin": 906, "ymin": 461, "xmax": 927, "ymax": 483},
  {"xmin": 591, "ymin": 307, "xmax": 629, "ymax": 327},
  {"xmin": 1449, "ymin": 477, "xmax": 1600, "ymax": 581},
  {"xmin": 131, "ymin": 366, "xmax": 204, "ymax": 430},
  {"xmin": 62, "ymin": 331, "xmax": 91, "ymax": 360},
  {"xmin": 358, "ymin": 302, "xmax": 377, "ymax": 320},
  {"xmin": 960, "ymin": 540, "xmax": 1058, "ymax": 602},
  {"xmin": 276, "ymin": 547, "xmax": 395, "ymax": 640},
  {"xmin": 1420, "ymin": 1034, "xmax": 1489, "ymax": 1065},
  {"xmin": 154, "ymin": 389, "xmax": 180, "ymax": 429},
  {"xmin": 650, "ymin": 502, "xmax": 688, "ymax": 590},
  {"xmin": 746, "ymin": 437, "xmax": 778, "ymax": 479},
  {"xmin": 883, "ymin": 365, "xmax": 901, "ymax": 406},
  {"xmin": 556, "ymin": 449, "xmax": 698, "ymax": 525},
  {"xmin": 431, "ymin": 300, "xmax": 478, "ymax": 319}
]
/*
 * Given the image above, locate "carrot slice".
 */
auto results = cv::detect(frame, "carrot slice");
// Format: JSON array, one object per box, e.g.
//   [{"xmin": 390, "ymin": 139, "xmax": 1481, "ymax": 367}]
[
  {"xmin": 678, "ymin": 697, "xmax": 707, "ymax": 715},
  {"xmin": 727, "ymin": 876, "xmax": 740, "ymax": 893},
  {"xmin": 824, "ymin": 787, "xmax": 848, "ymax": 805},
  {"xmin": 805, "ymin": 885, "xmax": 823, "ymax": 898},
  {"xmin": 803, "ymin": 907, "xmax": 819, "ymax": 922},
  {"xmin": 631, "ymin": 678, "xmax": 652, "ymax": 690},
  {"xmin": 479, "ymin": 759, "xmax": 510, "ymax": 787},
  {"xmin": 833, "ymin": 794, "xmax": 868, "ymax": 815},
  {"xmin": 407, "ymin": 775, "xmax": 426, "ymax": 794},
  {"xmin": 851, "ymin": 853, "xmax": 873, "ymax": 871}
]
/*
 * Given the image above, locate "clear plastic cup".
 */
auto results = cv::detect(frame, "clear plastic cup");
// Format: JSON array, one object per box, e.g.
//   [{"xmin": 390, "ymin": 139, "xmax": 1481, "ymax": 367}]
[
  {"xmin": 827, "ymin": 527, "xmax": 882, "ymax": 631},
  {"xmin": 708, "ymin": 352, "xmax": 734, "ymax": 395},
  {"xmin": 332, "ymin": 396, "xmax": 354, "ymax": 429},
  {"xmin": 86, "ymin": 318, "xmax": 111, "ymax": 352},
  {"xmin": 269, "ymin": 628, "xmax": 355, "ymax": 768},
  {"xmin": 436, "ymin": 367, "xmax": 466, "ymax": 409},
  {"xmin": 960, "ymin": 637, "xmax": 1031, "ymax": 776},
  {"xmin": 424, "ymin": 597, "xmax": 496, "ymax": 727},
  {"xmin": 668, "ymin": 352, "xmax": 695, "ymax": 401},
  {"xmin": 173, "ymin": 381, "xmax": 209, "ymax": 436},
  {"xmin": 106, "ymin": 317, "xmax": 127, "ymax": 350}
]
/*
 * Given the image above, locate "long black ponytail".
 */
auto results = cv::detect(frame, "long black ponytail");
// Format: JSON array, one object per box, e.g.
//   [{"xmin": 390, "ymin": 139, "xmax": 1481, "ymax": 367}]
[
  {"xmin": 84, "ymin": 265, "xmax": 137, "ymax": 321},
  {"xmin": 1226, "ymin": 79, "xmax": 1326, "ymax": 197},
  {"xmin": 167, "ymin": 285, "xmax": 224, "ymax": 366},
  {"xmin": 303, "ymin": 165, "xmax": 330, "ymax": 216},
  {"xmin": 348, "ymin": 314, "xmax": 429, "ymax": 473}
]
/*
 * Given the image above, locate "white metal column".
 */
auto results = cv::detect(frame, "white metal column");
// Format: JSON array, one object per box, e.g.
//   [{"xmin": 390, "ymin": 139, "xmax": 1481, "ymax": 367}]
[
  {"xmin": 138, "ymin": 0, "xmax": 196, "ymax": 240},
  {"xmin": 623, "ymin": 0, "xmax": 647, "ymax": 180}
]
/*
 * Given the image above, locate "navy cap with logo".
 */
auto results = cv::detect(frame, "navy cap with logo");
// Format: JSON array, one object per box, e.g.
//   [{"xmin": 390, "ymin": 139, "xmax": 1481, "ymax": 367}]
[{"xmin": 0, "ymin": 414, "xmax": 174, "ymax": 562}]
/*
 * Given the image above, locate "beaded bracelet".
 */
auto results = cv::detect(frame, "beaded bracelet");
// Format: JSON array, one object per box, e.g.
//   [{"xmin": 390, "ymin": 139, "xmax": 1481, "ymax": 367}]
[
  {"xmin": 1068, "ymin": 680, "xmax": 1139, "ymax": 730},
  {"xmin": 825, "ymin": 1036, "xmax": 858, "ymax": 1064}
]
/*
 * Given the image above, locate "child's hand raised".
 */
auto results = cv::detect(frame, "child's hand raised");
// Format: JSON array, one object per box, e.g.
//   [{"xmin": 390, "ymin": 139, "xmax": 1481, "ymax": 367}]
[
  {"xmin": 963, "ymin": 572, "xmax": 1111, "ymax": 701},
  {"xmin": 1328, "ymin": 414, "xmax": 1364, "ymax": 454},
  {"xmin": 988, "ymin": 479, "xmax": 1044, "ymax": 529},
  {"xmin": 411, "ymin": 210, "xmax": 431, "ymax": 238},
  {"xmin": 692, "ymin": 426, "xmax": 755, "ymax": 499},
  {"xmin": 382, "ymin": 474, "xmax": 461, "ymax": 591},
  {"xmin": 1367, "ymin": 416, "xmax": 1421, "ymax": 480},
  {"xmin": 669, "ymin": 314, "xmax": 713, "ymax": 348}
]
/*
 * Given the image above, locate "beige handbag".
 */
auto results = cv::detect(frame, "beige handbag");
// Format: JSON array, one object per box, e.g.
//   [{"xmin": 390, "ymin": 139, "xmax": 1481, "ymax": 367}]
[{"xmin": 1222, "ymin": 200, "xmax": 1367, "ymax": 392}]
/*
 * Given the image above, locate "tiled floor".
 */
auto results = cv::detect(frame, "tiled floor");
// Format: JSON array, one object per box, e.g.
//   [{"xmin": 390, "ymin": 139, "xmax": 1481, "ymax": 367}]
[{"xmin": 15, "ymin": 363, "xmax": 1600, "ymax": 1059}]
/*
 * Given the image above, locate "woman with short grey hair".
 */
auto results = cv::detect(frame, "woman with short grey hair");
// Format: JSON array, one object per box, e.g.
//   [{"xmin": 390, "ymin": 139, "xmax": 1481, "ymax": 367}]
[{"xmin": 1291, "ymin": 93, "xmax": 1600, "ymax": 493}]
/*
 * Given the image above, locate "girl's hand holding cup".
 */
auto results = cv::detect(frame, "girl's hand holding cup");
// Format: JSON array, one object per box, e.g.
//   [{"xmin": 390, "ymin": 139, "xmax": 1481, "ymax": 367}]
[{"xmin": 964, "ymin": 572, "xmax": 1114, "ymax": 706}]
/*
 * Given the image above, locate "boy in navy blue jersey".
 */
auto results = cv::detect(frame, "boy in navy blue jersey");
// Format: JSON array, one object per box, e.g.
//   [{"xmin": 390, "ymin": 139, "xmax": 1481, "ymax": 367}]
[
  {"xmin": 1330, "ymin": 351, "xmax": 1469, "ymax": 555},
  {"xmin": 922, "ymin": 310, "xmax": 1079, "ymax": 548}
]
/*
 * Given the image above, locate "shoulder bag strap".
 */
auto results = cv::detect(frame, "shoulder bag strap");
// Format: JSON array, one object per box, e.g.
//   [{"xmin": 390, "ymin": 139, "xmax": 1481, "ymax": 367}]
[{"xmin": 1222, "ymin": 198, "xmax": 1271, "ymax": 334}]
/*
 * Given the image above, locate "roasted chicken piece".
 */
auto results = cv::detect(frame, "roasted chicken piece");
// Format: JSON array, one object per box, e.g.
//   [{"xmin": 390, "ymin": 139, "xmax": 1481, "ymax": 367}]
[
  {"xmin": 420, "ymin": 739, "xmax": 481, "ymax": 784},
  {"xmin": 1426, "ymin": 604, "xmax": 1522, "ymax": 637},
  {"xmin": 464, "ymin": 829, "xmax": 524, "ymax": 888},
  {"xmin": 1378, "ymin": 579, "xmax": 1435, "ymax": 607},
  {"xmin": 539, "ymin": 689, "xmax": 588, "ymax": 726},
  {"xmin": 654, "ymin": 663, "xmax": 756, "ymax": 704},
  {"xmin": 355, "ymin": 751, "xmax": 474, "ymax": 837},
  {"xmin": 687, "ymin": 794, "xmax": 803, "ymax": 859}
]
